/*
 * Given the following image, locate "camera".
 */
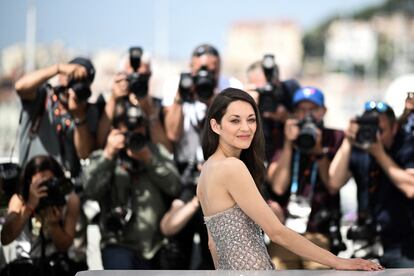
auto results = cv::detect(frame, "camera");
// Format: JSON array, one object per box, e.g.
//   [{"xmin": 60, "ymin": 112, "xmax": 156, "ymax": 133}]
[
  {"xmin": 256, "ymin": 54, "xmax": 284, "ymax": 114},
  {"xmin": 295, "ymin": 115, "xmax": 321, "ymax": 153},
  {"xmin": 113, "ymin": 100, "xmax": 149, "ymax": 152},
  {"xmin": 126, "ymin": 47, "xmax": 150, "ymax": 98},
  {"xmin": 53, "ymin": 79, "xmax": 91, "ymax": 103},
  {"xmin": 103, "ymin": 206, "xmax": 133, "ymax": 234},
  {"xmin": 180, "ymin": 160, "xmax": 201, "ymax": 186},
  {"xmin": 312, "ymin": 209, "xmax": 346, "ymax": 255},
  {"xmin": 37, "ymin": 177, "xmax": 73, "ymax": 211},
  {"xmin": 347, "ymin": 212, "xmax": 383, "ymax": 259},
  {"xmin": 68, "ymin": 79, "xmax": 91, "ymax": 102},
  {"xmin": 178, "ymin": 66, "xmax": 217, "ymax": 102},
  {"xmin": 0, "ymin": 163, "xmax": 20, "ymax": 209},
  {"xmin": 355, "ymin": 112, "xmax": 379, "ymax": 149}
]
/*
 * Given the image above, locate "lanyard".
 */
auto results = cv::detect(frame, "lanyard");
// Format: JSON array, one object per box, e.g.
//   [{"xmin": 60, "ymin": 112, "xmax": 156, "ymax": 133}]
[{"xmin": 290, "ymin": 151, "xmax": 319, "ymax": 200}]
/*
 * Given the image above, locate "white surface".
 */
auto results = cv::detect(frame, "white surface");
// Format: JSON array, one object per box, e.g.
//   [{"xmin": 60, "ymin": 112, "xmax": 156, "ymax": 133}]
[{"xmin": 76, "ymin": 269, "xmax": 414, "ymax": 276}]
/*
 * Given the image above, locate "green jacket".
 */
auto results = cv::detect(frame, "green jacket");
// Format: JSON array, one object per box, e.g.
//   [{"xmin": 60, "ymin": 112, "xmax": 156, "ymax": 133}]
[{"xmin": 83, "ymin": 143, "xmax": 181, "ymax": 259}]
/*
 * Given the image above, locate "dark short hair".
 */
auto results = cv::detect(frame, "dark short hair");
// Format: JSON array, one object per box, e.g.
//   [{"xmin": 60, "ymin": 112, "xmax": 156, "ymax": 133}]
[
  {"xmin": 19, "ymin": 155, "xmax": 65, "ymax": 202},
  {"xmin": 192, "ymin": 44, "xmax": 220, "ymax": 58},
  {"xmin": 202, "ymin": 88, "xmax": 265, "ymax": 186},
  {"xmin": 69, "ymin": 57, "xmax": 95, "ymax": 83}
]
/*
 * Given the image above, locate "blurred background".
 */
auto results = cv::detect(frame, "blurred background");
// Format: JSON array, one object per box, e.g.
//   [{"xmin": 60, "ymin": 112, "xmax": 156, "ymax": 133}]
[{"xmin": 1, "ymin": 0, "xmax": 414, "ymax": 214}]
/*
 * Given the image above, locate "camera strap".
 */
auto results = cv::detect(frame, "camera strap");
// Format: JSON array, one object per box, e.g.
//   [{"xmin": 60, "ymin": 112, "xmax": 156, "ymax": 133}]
[{"xmin": 290, "ymin": 151, "xmax": 318, "ymax": 200}]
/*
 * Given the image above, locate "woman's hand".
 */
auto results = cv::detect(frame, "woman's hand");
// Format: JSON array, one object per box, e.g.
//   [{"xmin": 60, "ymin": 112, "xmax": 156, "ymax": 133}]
[
  {"xmin": 333, "ymin": 257, "xmax": 384, "ymax": 271},
  {"xmin": 27, "ymin": 177, "xmax": 49, "ymax": 210}
]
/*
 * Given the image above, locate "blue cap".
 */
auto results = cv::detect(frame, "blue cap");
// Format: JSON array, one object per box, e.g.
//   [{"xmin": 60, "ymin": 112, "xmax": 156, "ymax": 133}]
[{"xmin": 293, "ymin": 86, "xmax": 325, "ymax": 107}]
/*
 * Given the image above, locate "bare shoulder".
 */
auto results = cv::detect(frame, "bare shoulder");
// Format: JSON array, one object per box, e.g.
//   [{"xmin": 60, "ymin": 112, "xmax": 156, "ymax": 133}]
[{"xmin": 213, "ymin": 157, "xmax": 248, "ymax": 176}]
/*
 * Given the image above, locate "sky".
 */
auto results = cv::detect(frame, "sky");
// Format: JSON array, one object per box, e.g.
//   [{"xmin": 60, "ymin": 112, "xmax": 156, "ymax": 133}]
[{"xmin": 0, "ymin": 0, "xmax": 385, "ymax": 60}]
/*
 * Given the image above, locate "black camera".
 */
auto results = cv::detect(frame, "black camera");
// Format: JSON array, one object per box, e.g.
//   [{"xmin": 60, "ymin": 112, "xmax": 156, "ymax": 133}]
[
  {"xmin": 0, "ymin": 163, "xmax": 20, "ymax": 209},
  {"xmin": 295, "ymin": 115, "xmax": 321, "ymax": 153},
  {"xmin": 68, "ymin": 79, "xmax": 91, "ymax": 102},
  {"xmin": 346, "ymin": 212, "xmax": 382, "ymax": 259},
  {"xmin": 37, "ymin": 177, "xmax": 73, "ymax": 211},
  {"xmin": 113, "ymin": 100, "xmax": 149, "ymax": 152},
  {"xmin": 312, "ymin": 209, "xmax": 346, "ymax": 255},
  {"xmin": 355, "ymin": 113, "xmax": 379, "ymax": 149},
  {"xmin": 180, "ymin": 160, "xmax": 201, "ymax": 186},
  {"xmin": 256, "ymin": 54, "xmax": 283, "ymax": 114},
  {"xmin": 53, "ymin": 79, "xmax": 91, "ymax": 103},
  {"xmin": 103, "ymin": 206, "xmax": 133, "ymax": 234},
  {"xmin": 178, "ymin": 66, "xmax": 216, "ymax": 102},
  {"xmin": 126, "ymin": 47, "xmax": 150, "ymax": 98}
]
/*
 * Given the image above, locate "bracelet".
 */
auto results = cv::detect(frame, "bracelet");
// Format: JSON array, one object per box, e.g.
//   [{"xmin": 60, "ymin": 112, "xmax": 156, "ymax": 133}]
[{"xmin": 74, "ymin": 117, "xmax": 87, "ymax": 127}]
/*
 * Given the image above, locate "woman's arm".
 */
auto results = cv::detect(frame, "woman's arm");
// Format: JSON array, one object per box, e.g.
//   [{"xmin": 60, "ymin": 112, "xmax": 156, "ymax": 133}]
[
  {"xmin": 46, "ymin": 192, "xmax": 80, "ymax": 252},
  {"xmin": 1, "ymin": 195, "xmax": 34, "ymax": 245},
  {"xmin": 223, "ymin": 158, "xmax": 382, "ymax": 271},
  {"xmin": 160, "ymin": 197, "xmax": 200, "ymax": 237}
]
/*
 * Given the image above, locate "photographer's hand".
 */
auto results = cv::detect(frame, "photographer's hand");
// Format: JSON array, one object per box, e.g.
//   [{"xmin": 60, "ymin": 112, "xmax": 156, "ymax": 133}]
[
  {"xmin": 103, "ymin": 129, "xmax": 126, "ymax": 160},
  {"xmin": 112, "ymin": 73, "xmax": 129, "ymax": 99},
  {"xmin": 284, "ymin": 118, "xmax": 299, "ymax": 144},
  {"xmin": 59, "ymin": 63, "xmax": 88, "ymax": 81},
  {"xmin": 344, "ymin": 119, "xmax": 359, "ymax": 144},
  {"xmin": 27, "ymin": 177, "xmax": 49, "ymax": 210}
]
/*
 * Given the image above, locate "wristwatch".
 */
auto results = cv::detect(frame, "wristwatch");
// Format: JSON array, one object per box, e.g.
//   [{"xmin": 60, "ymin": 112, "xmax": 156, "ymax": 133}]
[{"xmin": 74, "ymin": 117, "xmax": 87, "ymax": 127}]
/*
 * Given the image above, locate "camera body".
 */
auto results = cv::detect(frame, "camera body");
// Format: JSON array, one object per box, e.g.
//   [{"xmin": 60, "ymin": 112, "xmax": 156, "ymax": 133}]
[
  {"xmin": 346, "ymin": 212, "xmax": 383, "ymax": 259},
  {"xmin": 126, "ymin": 47, "xmax": 150, "ymax": 98},
  {"xmin": 355, "ymin": 112, "xmax": 379, "ymax": 149},
  {"xmin": 103, "ymin": 206, "xmax": 133, "ymax": 234},
  {"xmin": 37, "ymin": 177, "xmax": 73, "ymax": 211},
  {"xmin": 113, "ymin": 100, "xmax": 149, "ymax": 172},
  {"xmin": 67, "ymin": 78, "xmax": 92, "ymax": 102},
  {"xmin": 178, "ymin": 66, "xmax": 217, "ymax": 102},
  {"xmin": 180, "ymin": 160, "xmax": 201, "ymax": 186},
  {"xmin": 256, "ymin": 54, "xmax": 284, "ymax": 114},
  {"xmin": 295, "ymin": 115, "xmax": 321, "ymax": 153},
  {"xmin": 53, "ymin": 79, "xmax": 91, "ymax": 103}
]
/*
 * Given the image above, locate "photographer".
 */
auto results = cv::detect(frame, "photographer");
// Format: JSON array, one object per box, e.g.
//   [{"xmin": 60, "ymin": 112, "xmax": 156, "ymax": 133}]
[
  {"xmin": 97, "ymin": 47, "xmax": 171, "ymax": 152},
  {"xmin": 245, "ymin": 56, "xmax": 300, "ymax": 162},
  {"xmin": 83, "ymin": 98, "xmax": 181, "ymax": 269},
  {"xmin": 267, "ymin": 87, "xmax": 345, "ymax": 269},
  {"xmin": 398, "ymin": 92, "xmax": 414, "ymax": 140},
  {"xmin": 0, "ymin": 155, "xmax": 80, "ymax": 275},
  {"xmin": 15, "ymin": 57, "xmax": 98, "ymax": 177},
  {"xmin": 329, "ymin": 101, "xmax": 414, "ymax": 268},
  {"xmin": 162, "ymin": 44, "xmax": 242, "ymax": 167}
]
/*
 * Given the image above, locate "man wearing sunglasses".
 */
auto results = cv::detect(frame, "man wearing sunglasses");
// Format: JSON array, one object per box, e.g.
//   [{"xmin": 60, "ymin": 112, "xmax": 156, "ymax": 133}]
[{"xmin": 329, "ymin": 101, "xmax": 414, "ymax": 268}]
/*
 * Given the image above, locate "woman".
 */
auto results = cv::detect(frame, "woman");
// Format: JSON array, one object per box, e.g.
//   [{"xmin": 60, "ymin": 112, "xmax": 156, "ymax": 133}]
[
  {"xmin": 1, "ymin": 155, "xmax": 80, "ymax": 273},
  {"xmin": 196, "ymin": 88, "xmax": 383, "ymax": 271}
]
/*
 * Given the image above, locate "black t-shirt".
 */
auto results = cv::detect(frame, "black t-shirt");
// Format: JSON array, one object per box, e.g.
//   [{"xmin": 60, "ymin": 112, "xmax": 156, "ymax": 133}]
[{"xmin": 349, "ymin": 130, "xmax": 414, "ymax": 249}]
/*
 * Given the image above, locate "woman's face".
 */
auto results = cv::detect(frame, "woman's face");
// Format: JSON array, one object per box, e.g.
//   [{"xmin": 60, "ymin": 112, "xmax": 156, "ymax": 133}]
[
  {"xmin": 213, "ymin": 100, "xmax": 257, "ymax": 151},
  {"xmin": 31, "ymin": 170, "xmax": 54, "ymax": 186}
]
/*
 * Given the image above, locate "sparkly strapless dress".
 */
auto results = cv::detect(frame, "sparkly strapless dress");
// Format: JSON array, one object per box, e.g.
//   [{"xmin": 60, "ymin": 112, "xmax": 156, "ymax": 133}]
[{"xmin": 204, "ymin": 205, "xmax": 275, "ymax": 270}]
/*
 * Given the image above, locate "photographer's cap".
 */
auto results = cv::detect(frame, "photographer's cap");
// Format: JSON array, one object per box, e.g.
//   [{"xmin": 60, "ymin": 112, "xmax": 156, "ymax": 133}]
[
  {"xmin": 69, "ymin": 57, "xmax": 95, "ymax": 83},
  {"xmin": 293, "ymin": 86, "xmax": 325, "ymax": 107}
]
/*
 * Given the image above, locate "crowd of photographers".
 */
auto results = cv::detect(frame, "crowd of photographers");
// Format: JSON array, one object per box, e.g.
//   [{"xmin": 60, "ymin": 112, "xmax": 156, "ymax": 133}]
[{"xmin": 0, "ymin": 43, "xmax": 413, "ymax": 274}]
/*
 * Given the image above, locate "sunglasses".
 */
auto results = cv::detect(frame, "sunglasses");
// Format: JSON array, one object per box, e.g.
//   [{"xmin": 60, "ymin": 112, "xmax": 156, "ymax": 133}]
[
  {"xmin": 364, "ymin": 101, "xmax": 390, "ymax": 113},
  {"xmin": 192, "ymin": 45, "xmax": 219, "ymax": 57}
]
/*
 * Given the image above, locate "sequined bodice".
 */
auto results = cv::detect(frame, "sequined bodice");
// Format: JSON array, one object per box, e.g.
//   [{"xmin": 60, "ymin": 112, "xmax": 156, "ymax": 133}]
[{"xmin": 204, "ymin": 205, "xmax": 275, "ymax": 270}]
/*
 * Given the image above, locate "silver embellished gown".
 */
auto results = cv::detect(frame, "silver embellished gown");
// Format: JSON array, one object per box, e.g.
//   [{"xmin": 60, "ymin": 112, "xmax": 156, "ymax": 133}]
[{"xmin": 204, "ymin": 205, "xmax": 275, "ymax": 270}]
